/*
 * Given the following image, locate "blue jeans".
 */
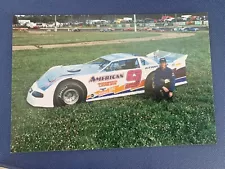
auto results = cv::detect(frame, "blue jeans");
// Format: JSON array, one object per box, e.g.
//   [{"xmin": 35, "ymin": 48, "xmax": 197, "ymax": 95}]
[{"xmin": 154, "ymin": 83, "xmax": 173, "ymax": 101}]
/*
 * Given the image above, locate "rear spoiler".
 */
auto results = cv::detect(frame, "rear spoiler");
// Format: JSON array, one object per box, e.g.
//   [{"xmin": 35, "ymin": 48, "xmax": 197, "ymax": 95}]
[{"xmin": 146, "ymin": 50, "xmax": 188, "ymax": 63}]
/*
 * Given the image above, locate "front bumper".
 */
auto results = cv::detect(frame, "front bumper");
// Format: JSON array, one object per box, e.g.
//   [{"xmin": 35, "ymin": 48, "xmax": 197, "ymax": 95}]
[{"xmin": 26, "ymin": 82, "xmax": 54, "ymax": 108}]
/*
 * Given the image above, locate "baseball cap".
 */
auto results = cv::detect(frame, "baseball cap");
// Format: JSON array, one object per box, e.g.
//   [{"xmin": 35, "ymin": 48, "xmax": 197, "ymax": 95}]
[{"xmin": 159, "ymin": 57, "xmax": 167, "ymax": 63}]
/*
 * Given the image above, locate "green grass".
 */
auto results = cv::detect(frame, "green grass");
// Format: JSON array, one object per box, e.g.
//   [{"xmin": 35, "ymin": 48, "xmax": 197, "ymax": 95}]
[
  {"xmin": 11, "ymin": 32, "xmax": 216, "ymax": 152},
  {"xmin": 13, "ymin": 31, "xmax": 160, "ymax": 46}
]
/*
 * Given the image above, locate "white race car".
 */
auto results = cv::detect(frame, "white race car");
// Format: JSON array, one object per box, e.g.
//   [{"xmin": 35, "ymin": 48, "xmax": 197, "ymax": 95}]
[{"xmin": 27, "ymin": 50, "xmax": 188, "ymax": 107}]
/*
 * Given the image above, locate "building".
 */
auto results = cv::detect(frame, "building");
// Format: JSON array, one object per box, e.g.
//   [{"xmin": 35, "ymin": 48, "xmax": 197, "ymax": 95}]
[{"xmin": 18, "ymin": 20, "xmax": 31, "ymax": 26}]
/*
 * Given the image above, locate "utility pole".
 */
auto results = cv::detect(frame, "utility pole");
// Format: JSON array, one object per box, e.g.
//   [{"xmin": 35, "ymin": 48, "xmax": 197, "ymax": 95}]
[
  {"xmin": 175, "ymin": 13, "xmax": 177, "ymax": 22},
  {"xmin": 134, "ymin": 14, "xmax": 137, "ymax": 32},
  {"xmin": 84, "ymin": 15, "xmax": 86, "ymax": 25},
  {"xmin": 54, "ymin": 15, "xmax": 57, "ymax": 32}
]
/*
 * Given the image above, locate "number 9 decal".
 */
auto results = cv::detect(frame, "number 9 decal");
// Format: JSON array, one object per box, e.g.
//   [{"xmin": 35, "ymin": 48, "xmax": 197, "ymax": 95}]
[{"xmin": 125, "ymin": 69, "xmax": 142, "ymax": 89}]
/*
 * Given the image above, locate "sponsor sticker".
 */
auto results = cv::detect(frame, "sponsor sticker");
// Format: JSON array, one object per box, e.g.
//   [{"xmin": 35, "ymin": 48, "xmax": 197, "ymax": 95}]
[
  {"xmin": 98, "ymin": 80, "xmax": 117, "ymax": 87},
  {"xmin": 89, "ymin": 73, "xmax": 124, "ymax": 83},
  {"xmin": 145, "ymin": 65, "xmax": 158, "ymax": 69}
]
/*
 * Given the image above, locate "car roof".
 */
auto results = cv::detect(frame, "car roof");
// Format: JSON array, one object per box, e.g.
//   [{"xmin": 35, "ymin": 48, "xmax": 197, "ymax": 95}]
[{"xmin": 100, "ymin": 53, "xmax": 138, "ymax": 61}]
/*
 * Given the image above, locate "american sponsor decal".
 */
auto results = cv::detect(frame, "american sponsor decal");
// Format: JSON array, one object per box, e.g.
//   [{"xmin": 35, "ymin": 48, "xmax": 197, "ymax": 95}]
[{"xmin": 89, "ymin": 73, "xmax": 124, "ymax": 83}]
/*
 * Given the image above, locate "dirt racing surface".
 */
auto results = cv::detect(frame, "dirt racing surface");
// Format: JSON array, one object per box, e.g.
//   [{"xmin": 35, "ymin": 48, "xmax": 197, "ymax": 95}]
[{"xmin": 12, "ymin": 32, "xmax": 195, "ymax": 51}]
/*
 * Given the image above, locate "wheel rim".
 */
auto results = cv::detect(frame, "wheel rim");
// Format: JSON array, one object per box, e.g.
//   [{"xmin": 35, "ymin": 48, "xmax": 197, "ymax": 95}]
[{"xmin": 62, "ymin": 89, "xmax": 79, "ymax": 105}]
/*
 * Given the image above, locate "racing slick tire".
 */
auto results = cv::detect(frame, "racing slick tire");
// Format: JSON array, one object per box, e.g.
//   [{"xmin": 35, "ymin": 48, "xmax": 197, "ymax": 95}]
[
  {"xmin": 54, "ymin": 80, "xmax": 86, "ymax": 107},
  {"xmin": 144, "ymin": 72, "xmax": 155, "ymax": 96}
]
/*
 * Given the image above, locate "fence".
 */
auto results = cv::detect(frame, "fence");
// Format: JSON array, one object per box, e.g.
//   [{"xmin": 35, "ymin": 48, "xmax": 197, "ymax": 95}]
[
  {"xmin": 106, "ymin": 20, "xmax": 209, "ymax": 28},
  {"xmin": 173, "ymin": 22, "xmax": 186, "ymax": 26}
]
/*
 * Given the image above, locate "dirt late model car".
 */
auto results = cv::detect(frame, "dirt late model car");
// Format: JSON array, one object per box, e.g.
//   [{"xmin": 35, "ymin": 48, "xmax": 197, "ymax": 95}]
[
  {"xmin": 100, "ymin": 28, "xmax": 115, "ymax": 32},
  {"xmin": 27, "ymin": 50, "xmax": 188, "ymax": 107}
]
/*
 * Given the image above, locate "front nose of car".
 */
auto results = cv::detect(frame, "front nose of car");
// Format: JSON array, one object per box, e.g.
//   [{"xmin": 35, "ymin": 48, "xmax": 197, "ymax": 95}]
[{"xmin": 26, "ymin": 82, "xmax": 54, "ymax": 107}]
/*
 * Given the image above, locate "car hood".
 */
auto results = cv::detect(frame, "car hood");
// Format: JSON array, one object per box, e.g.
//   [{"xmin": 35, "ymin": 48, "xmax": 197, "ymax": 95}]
[
  {"xmin": 36, "ymin": 64, "xmax": 101, "ymax": 90},
  {"xmin": 47, "ymin": 64, "xmax": 101, "ymax": 81}
]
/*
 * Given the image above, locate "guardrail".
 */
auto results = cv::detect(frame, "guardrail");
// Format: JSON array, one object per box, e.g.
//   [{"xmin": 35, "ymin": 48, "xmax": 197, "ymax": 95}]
[
  {"xmin": 98, "ymin": 21, "xmax": 209, "ymax": 28},
  {"xmin": 36, "ymin": 26, "xmax": 208, "ymax": 32}
]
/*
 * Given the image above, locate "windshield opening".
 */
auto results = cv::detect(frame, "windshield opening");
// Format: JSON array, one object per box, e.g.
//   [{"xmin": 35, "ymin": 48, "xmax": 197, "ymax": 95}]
[{"xmin": 89, "ymin": 58, "xmax": 111, "ymax": 69}]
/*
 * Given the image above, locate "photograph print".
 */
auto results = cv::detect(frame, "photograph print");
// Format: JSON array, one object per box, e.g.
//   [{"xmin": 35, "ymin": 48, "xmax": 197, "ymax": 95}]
[{"xmin": 11, "ymin": 13, "xmax": 216, "ymax": 152}]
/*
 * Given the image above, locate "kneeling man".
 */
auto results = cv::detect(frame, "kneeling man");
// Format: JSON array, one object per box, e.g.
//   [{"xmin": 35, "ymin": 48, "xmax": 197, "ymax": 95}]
[{"xmin": 153, "ymin": 58, "xmax": 175, "ymax": 101}]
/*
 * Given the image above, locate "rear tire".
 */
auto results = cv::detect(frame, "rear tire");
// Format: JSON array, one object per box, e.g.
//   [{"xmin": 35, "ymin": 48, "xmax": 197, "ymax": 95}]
[
  {"xmin": 145, "ymin": 72, "xmax": 155, "ymax": 96},
  {"xmin": 54, "ymin": 80, "xmax": 85, "ymax": 107}
]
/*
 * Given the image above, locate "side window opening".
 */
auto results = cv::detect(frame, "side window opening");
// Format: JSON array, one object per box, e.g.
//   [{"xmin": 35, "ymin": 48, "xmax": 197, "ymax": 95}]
[
  {"xmin": 124, "ymin": 59, "xmax": 140, "ymax": 69},
  {"xmin": 140, "ymin": 58, "xmax": 150, "ymax": 66},
  {"xmin": 104, "ymin": 61, "xmax": 121, "ymax": 72},
  {"xmin": 104, "ymin": 58, "xmax": 140, "ymax": 72}
]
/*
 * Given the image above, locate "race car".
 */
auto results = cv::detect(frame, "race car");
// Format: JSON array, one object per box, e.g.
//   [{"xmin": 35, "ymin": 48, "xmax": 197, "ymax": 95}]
[
  {"xmin": 172, "ymin": 26, "xmax": 186, "ymax": 32},
  {"xmin": 122, "ymin": 27, "xmax": 136, "ymax": 31},
  {"xmin": 71, "ymin": 27, "xmax": 81, "ymax": 32},
  {"xmin": 173, "ymin": 26, "xmax": 199, "ymax": 32},
  {"xmin": 151, "ymin": 27, "xmax": 165, "ymax": 32},
  {"xmin": 100, "ymin": 28, "xmax": 115, "ymax": 32},
  {"xmin": 183, "ymin": 27, "xmax": 199, "ymax": 32},
  {"xmin": 27, "ymin": 50, "xmax": 188, "ymax": 108}
]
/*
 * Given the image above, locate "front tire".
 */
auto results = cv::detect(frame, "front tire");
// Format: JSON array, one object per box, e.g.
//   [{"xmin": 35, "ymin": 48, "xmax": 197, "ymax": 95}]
[{"xmin": 54, "ymin": 80, "xmax": 85, "ymax": 107}]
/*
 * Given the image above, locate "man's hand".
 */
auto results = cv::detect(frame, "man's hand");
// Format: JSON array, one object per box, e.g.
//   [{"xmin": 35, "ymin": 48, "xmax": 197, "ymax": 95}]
[
  {"xmin": 162, "ymin": 86, "xmax": 169, "ymax": 92},
  {"xmin": 169, "ymin": 92, "xmax": 173, "ymax": 98}
]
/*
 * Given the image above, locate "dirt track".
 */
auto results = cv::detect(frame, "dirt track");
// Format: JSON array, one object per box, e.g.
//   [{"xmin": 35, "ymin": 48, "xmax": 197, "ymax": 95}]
[{"xmin": 12, "ymin": 32, "xmax": 195, "ymax": 51}]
